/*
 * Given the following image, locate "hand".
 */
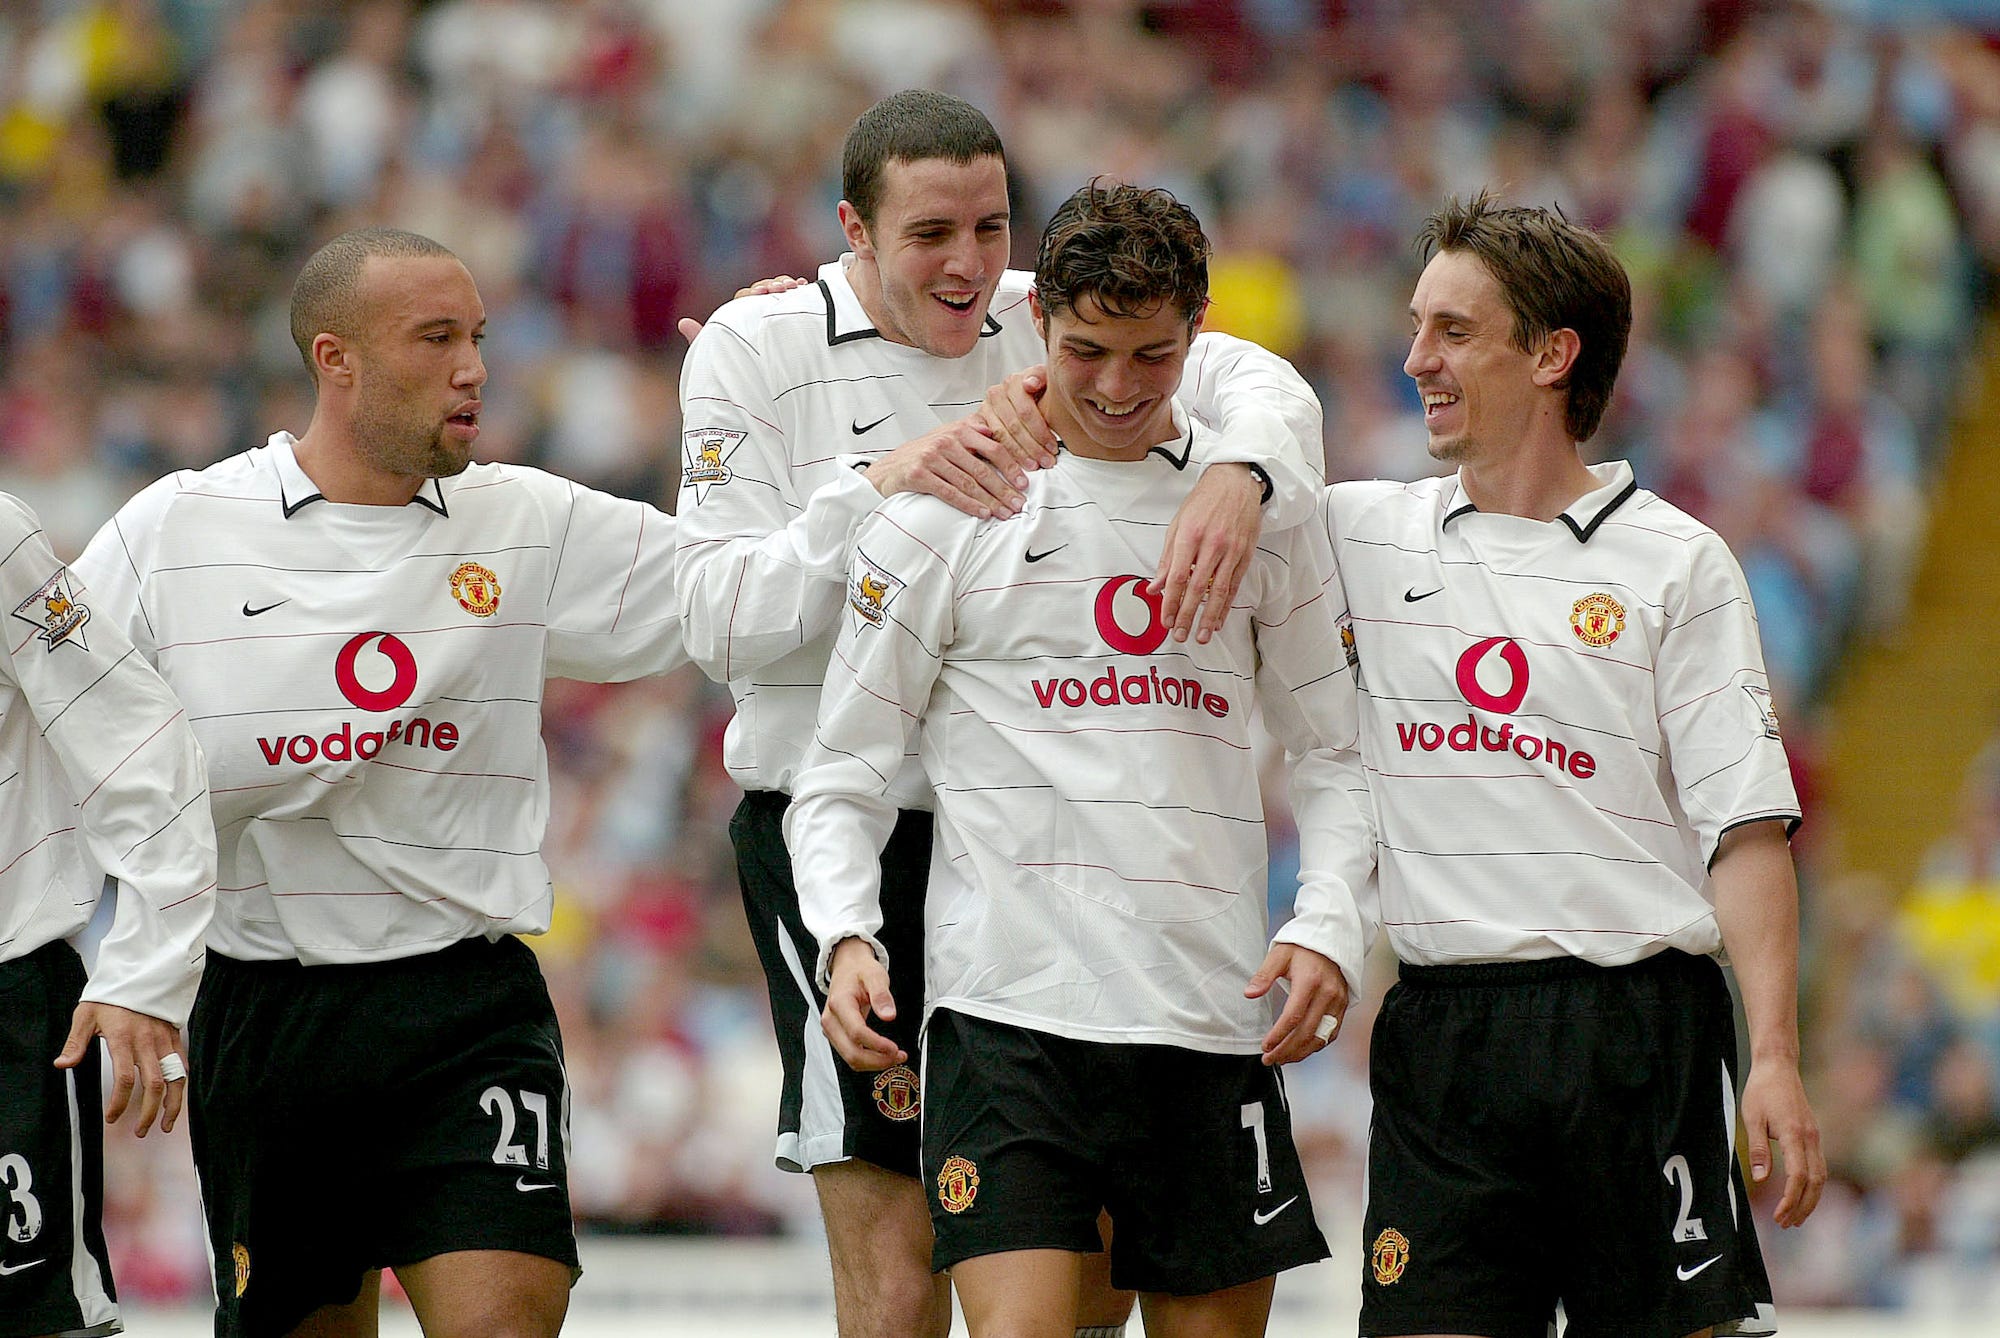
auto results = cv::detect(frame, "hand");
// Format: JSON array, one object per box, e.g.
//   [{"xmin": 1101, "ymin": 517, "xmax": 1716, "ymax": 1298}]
[
  {"xmin": 1151, "ymin": 463, "xmax": 1262, "ymax": 645},
  {"xmin": 56, "ymin": 1002, "xmax": 185, "ymax": 1137},
  {"xmin": 676, "ymin": 276, "xmax": 812, "ymax": 344},
  {"xmin": 1245, "ymin": 943, "xmax": 1350, "ymax": 1066},
  {"xmin": 864, "ymin": 419, "xmax": 1035, "ymax": 519},
  {"xmin": 976, "ymin": 367, "xmax": 1060, "ymax": 473},
  {"xmin": 822, "ymin": 938, "xmax": 906, "ymax": 1072},
  {"xmin": 1740, "ymin": 1059, "xmax": 1826, "ymax": 1227}
]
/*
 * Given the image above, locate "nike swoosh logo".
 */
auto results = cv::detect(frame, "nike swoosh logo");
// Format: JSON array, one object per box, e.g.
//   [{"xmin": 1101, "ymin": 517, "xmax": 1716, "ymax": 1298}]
[
  {"xmin": 852, "ymin": 414, "xmax": 893, "ymax": 435},
  {"xmin": 242, "ymin": 600, "xmax": 288, "ymax": 617},
  {"xmin": 1403, "ymin": 587, "xmax": 1442, "ymax": 603},
  {"xmin": 1676, "ymin": 1254, "xmax": 1723, "ymax": 1281},
  {"xmin": 514, "ymin": 1177, "xmax": 558, "ymax": 1193},
  {"xmin": 1024, "ymin": 546, "xmax": 1065, "ymax": 563},
  {"xmin": 1251, "ymin": 1196, "xmax": 1298, "ymax": 1226},
  {"xmin": 0, "ymin": 1259, "xmax": 44, "ymax": 1275}
]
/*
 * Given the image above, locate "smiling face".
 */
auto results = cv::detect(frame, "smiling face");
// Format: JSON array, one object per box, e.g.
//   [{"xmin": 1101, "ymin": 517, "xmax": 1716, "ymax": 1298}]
[
  {"xmin": 344, "ymin": 254, "xmax": 488, "ymax": 479},
  {"xmin": 1034, "ymin": 292, "xmax": 1193, "ymax": 460},
  {"xmin": 1403, "ymin": 248, "xmax": 1553, "ymax": 465},
  {"xmin": 842, "ymin": 154, "xmax": 1010, "ymax": 358}
]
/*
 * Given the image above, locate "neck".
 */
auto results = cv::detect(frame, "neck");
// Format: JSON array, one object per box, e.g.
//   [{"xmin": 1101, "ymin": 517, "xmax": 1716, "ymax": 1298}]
[
  {"xmin": 292, "ymin": 416, "xmax": 425, "ymax": 507},
  {"xmin": 1456, "ymin": 441, "xmax": 1599, "ymax": 521},
  {"xmin": 845, "ymin": 254, "xmax": 909, "ymax": 348}
]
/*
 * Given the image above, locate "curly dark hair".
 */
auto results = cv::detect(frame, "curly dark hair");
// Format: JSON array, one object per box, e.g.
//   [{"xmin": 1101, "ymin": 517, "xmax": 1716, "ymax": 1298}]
[
  {"xmin": 1416, "ymin": 190, "xmax": 1632, "ymax": 442},
  {"xmin": 1035, "ymin": 179, "xmax": 1209, "ymax": 327}
]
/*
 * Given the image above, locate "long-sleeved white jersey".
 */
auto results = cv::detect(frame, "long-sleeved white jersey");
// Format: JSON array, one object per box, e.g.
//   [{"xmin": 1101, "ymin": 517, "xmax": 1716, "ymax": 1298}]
[
  {"xmin": 675, "ymin": 256, "xmax": 1326, "ymax": 807},
  {"xmin": 75, "ymin": 435, "xmax": 685, "ymax": 965},
  {"xmin": 786, "ymin": 423, "xmax": 1374, "ymax": 1053},
  {"xmin": 1, "ymin": 492, "xmax": 216, "ymax": 1027},
  {"xmin": 1323, "ymin": 462, "xmax": 1801, "ymax": 966}
]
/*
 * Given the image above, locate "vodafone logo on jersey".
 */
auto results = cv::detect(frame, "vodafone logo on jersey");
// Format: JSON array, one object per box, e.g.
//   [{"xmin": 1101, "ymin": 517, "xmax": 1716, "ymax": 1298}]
[
  {"xmin": 1029, "ymin": 575, "xmax": 1233, "ymax": 719},
  {"xmin": 255, "ymin": 632, "xmax": 462, "ymax": 766},
  {"xmin": 1394, "ymin": 636, "xmax": 1598, "ymax": 780}
]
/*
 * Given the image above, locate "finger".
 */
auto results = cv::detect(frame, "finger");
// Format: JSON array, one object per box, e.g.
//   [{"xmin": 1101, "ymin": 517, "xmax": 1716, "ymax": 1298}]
[
  {"xmin": 945, "ymin": 445, "xmax": 1025, "ymax": 514},
  {"xmin": 104, "ymin": 1045, "xmax": 138, "ymax": 1125},
  {"xmin": 1243, "ymin": 946, "xmax": 1287, "ymax": 1000},
  {"xmin": 677, "ymin": 317, "xmax": 703, "ymax": 344},
  {"xmin": 132, "ymin": 1057, "xmax": 166, "ymax": 1138},
  {"xmin": 1004, "ymin": 376, "xmax": 1059, "ymax": 464},
  {"xmin": 54, "ymin": 1010, "xmax": 95, "ymax": 1070},
  {"xmin": 1170, "ymin": 549, "xmax": 1224, "ymax": 644},
  {"xmin": 162, "ymin": 1062, "xmax": 186, "ymax": 1135},
  {"xmin": 963, "ymin": 425, "xmax": 1036, "ymax": 491},
  {"xmin": 1195, "ymin": 551, "xmax": 1248, "ymax": 644},
  {"xmin": 1745, "ymin": 1116, "xmax": 1772, "ymax": 1192},
  {"xmin": 1151, "ymin": 519, "xmax": 1191, "ymax": 624},
  {"xmin": 822, "ymin": 1002, "xmax": 902, "ymax": 1070}
]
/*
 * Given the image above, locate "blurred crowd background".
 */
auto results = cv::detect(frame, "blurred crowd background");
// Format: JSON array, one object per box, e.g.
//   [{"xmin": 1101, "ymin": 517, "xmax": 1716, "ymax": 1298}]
[{"xmin": 7, "ymin": 0, "xmax": 2000, "ymax": 1319}]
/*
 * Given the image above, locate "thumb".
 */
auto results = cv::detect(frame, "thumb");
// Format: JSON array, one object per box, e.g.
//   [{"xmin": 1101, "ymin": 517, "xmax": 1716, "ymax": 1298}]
[
  {"xmin": 1745, "ymin": 1119, "xmax": 1772, "ymax": 1184},
  {"xmin": 677, "ymin": 317, "xmax": 703, "ymax": 345},
  {"xmin": 870, "ymin": 981, "xmax": 898, "ymax": 1021},
  {"xmin": 1244, "ymin": 946, "xmax": 1287, "ymax": 999},
  {"xmin": 54, "ymin": 1009, "xmax": 95, "ymax": 1069}
]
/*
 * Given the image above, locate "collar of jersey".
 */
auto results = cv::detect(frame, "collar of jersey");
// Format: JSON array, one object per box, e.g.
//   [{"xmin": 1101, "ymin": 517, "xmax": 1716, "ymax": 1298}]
[
  {"xmin": 1441, "ymin": 458, "xmax": 1636, "ymax": 542},
  {"xmin": 817, "ymin": 255, "xmax": 1004, "ymax": 347},
  {"xmin": 267, "ymin": 431, "xmax": 450, "ymax": 519},
  {"xmin": 1046, "ymin": 403, "xmax": 1194, "ymax": 470}
]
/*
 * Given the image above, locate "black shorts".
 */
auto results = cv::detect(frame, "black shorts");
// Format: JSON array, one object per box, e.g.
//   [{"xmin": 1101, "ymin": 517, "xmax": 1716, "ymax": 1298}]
[
  {"xmin": 731, "ymin": 789, "xmax": 929, "ymax": 1176},
  {"xmin": 1361, "ymin": 951, "xmax": 1775, "ymax": 1338},
  {"xmin": 0, "ymin": 940, "xmax": 119, "ymax": 1338},
  {"xmin": 189, "ymin": 935, "xmax": 579, "ymax": 1338},
  {"xmin": 922, "ymin": 1009, "xmax": 1328, "ymax": 1295}
]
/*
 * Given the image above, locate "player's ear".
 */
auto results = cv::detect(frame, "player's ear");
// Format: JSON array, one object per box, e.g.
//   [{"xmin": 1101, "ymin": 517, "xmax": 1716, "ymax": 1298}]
[
  {"xmin": 1533, "ymin": 328, "xmax": 1581, "ymax": 387},
  {"xmin": 312, "ymin": 332, "xmax": 355, "ymax": 387},
  {"xmin": 1029, "ymin": 288, "xmax": 1045, "ymax": 340},
  {"xmin": 1189, "ymin": 297, "xmax": 1208, "ymax": 338},
  {"xmin": 837, "ymin": 201, "xmax": 874, "ymax": 259}
]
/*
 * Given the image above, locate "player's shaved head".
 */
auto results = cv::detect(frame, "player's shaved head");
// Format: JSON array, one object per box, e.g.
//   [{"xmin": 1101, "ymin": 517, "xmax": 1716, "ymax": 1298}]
[
  {"xmin": 291, "ymin": 227, "xmax": 459, "ymax": 382},
  {"xmin": 842, "ymin": 89, "xmax": 1005, "ymax": 227}
]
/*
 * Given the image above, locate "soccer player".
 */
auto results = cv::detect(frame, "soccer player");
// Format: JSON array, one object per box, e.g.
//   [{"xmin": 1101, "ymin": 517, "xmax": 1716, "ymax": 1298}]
[
  {"xmin": 674, "ymin": 91, "xmax": 1328, "ymax": 1338},
  {"xmin": 1, "ymin": 491, "xmax": 216, "ymax": 1338},
  {"xmin": 1326, "ymin": 192, "xmax": 1827, "ymax": 1338},
  {"xmin": 787, "ymin": 180, "xmax": 1373, "ymax": 1338},
  {"xmin": 74, "ymin": 228, "xmax": 686, "ymax": 1338}
]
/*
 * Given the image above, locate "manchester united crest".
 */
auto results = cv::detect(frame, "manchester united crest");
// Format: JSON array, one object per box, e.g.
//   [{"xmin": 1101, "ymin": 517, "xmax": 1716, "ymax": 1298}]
[
  {"xmin": 11, "ymin": 566, "xmax": 90, "ymax": 651},
  {"xmin": 1569, "ymin": 592, "xmax": 1626, "ymax": 648},
  {"xmin": 937, "ymin": 1155, "xmax": 980, "ymax": 1214},
  {"xmin": 449, "ymin": 562, "xmax": 502, "ymax": 617},
  {"xmin": 232, "ymin": 1242, "xmax": 251, "ymax": 1297},
  {"xmin": 873, "ymin": 1064, "xmax": 920, "ymax": 1122},
  {"xmin": 1371, "ymin": 1227, "xmax": 1410, "ymax": 1286}
]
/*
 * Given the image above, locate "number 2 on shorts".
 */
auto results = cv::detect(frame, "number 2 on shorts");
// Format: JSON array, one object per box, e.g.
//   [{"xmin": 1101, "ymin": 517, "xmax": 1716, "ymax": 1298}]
[
  {"xmin": 1662, "ymin": 1153, "xmax": 1707, "ymax": 1242},
  {"xmin": 480, "ymin": 1087, "xmax": 551, "ymax": 1170}
]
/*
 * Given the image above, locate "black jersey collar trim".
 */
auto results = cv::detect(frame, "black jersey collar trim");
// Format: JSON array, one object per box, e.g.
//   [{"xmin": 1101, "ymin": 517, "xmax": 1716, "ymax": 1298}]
[
  {"xmin": 819, "ymin": 265, "xmax": 1004, "ymax": 347},
  {"xmin": 1439, "ymin": 462, "xmax": 1636, "ymax": 542},
  {"xmin": 271, "ymin": 436, "xmax": 451, "ymax": 518}
]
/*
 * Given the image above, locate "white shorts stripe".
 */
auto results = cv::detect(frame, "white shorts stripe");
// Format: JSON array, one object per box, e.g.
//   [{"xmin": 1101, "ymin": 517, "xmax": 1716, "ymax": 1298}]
[
  {"xmin": 774, "ymin": 924, "xmax": 846, "ymax": 1172},
  {"xmin": 64, "ymin": 1067, "xmax": 117, "ymax": 1331}
]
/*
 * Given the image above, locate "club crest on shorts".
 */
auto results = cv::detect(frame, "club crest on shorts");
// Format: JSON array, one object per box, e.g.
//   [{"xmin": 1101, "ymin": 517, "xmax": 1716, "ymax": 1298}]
[
  {"xmin": 449, "ymin": 562, "xmax": 502, "ymax": 617},
  {"xmin": 232, "ymin": 1242, "xmax": 251, "ymax": 1297},
  {"xmin": 11, "ymin": 566, "xmax": 90, "ymax": 651},
  {"xmin": 937, "ymin": 1155, "xmax": 980, "ymax": 1214},
  {"xmin": 848, "ymin": 550, "xmax": 905, "ymax": 628},
  {"xmin": 872, "ymin": 1064, "xmax": 920, "ymax": 1122},
  {"xmin": 1569, "ymin": 592, "xmax": 1626, "ymax": 648},
  {"xmin": 1370, "ymin": 1227, "xmax": 1410, "ymax": 1286}
]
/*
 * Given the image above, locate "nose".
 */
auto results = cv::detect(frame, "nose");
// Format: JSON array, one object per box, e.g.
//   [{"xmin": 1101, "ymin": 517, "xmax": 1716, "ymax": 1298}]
[
  {"xmin": 1098, "ymin": 358, "xmax": 1138, "ymax": 402},
  {"xmin": 458, "ymin": 344, "xmax": 488, "ymax": 389},
  {"xmin": 1404, "ymin": 328, "xmax": 1437, "ymax": 379},
  {"xmin": 940, "ymin": 233, "xmax": 982, "ymax": 281}
]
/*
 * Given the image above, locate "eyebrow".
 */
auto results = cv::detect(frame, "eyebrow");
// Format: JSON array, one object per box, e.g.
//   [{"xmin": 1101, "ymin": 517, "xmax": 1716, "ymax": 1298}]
[
  {"xmin": 411, "ymin": 316, "xmax": 487, "ymax": 332},
  {"xmin": 1411, "ymin": 306, "xmax": 1474, "ymax": 325},
  {"xmin": 904, "ymin": 211, "xmax": 1009, "ymax": 231},
  {"xmin": 1061, "ymin": 334, "xmax": 1178, "ymax": 354}
]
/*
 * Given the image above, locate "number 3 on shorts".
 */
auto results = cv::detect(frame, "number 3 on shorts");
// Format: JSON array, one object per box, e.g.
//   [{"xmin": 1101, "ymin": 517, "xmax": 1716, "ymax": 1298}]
[
  {"xmin": 481, "ymin": 1087, "xmax": 552, "ymax": 1170},
  {"xmin": 1, "ymin": 1152, "xmax": 44, "ymax": 1244}
]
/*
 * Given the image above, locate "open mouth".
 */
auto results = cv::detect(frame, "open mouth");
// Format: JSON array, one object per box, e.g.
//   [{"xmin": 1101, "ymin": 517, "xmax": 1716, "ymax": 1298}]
[
  {"xmin": 1086, "ymin": 397, "xmax": 1147, "ymax": 420},
  {"xmin": 445, "ymin": 404, "xmax": 481, "ymax": 437},
  {"xmin": 932, "ymin": 291, "xmax": 979, "ymax": 314},
  {"xmin": 1421, "ymin": 391, "xmax": 1459, "ymax": 422}
]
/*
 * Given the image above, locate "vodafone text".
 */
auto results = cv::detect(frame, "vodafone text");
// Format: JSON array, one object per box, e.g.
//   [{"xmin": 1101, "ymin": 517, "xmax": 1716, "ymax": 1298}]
[
  {"xmin": 1393, "ymin": 715, "xmax": 1597, "ymax": 779},
  {"xmin": 1030, "ymin": 663, "xmax": 1231, "ymax": 718},
  {"xmin": 256, "ymin": 716, "xmax": 459, "ymax": 766}
]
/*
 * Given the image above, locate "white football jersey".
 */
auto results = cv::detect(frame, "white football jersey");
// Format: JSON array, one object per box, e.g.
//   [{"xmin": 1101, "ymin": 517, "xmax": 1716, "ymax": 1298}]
[
  {"xmin": 0, "ymin": 492, "xmax": 216, "ymax": 1026},
  {"xmin": 75, "ymin": 435, "xmax": 685, "ymax": 965},
  {"xmin": 787, "ymin": 422, "xmax": 1374, "ymax": 1053},
  {"xmin": 675, "ymin": 256, "xmax": 1326, "ymax": 806},
  {"xmin": 1323, "ymin": 461, "xmax": 1800, "ymax": 966}
]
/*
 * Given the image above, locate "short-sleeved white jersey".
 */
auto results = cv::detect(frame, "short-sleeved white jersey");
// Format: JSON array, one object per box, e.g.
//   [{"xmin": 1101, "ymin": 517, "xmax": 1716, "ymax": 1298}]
[
  {"xmin": 786, "ymin": 424, "xmax": 1374, "ymax": 1053},
  {"xmin": 675, "ymin": 256, "xmax": 1325, "ymax": 805},
  {"xmin": 75, "ymin": 435, "xmax": 685, "ymax": 965},
  {"xmin": 1323, "ymin": 460, "xmax": 1800, "ymax": 967},
  {"xmin": 0, "ymin": 492, "xmax": 216, "ymax": 1026}
]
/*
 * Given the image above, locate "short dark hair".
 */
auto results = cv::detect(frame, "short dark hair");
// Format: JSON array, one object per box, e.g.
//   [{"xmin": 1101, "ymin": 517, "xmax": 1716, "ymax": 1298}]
[
  {"xmin": 841, "ymin": 89, "xmax": 1006, "ymax": 226},
  {"xmin": 1035, "ymin": 180, "xmax": 1209, "ymax": 328},
  {"xmin": 290, "ymin": 227, "xmax": 457, "ymax": 381},
  {"xmin": 1415, "ymin": 191, "xmax": 1632, "ymax": 442}
]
